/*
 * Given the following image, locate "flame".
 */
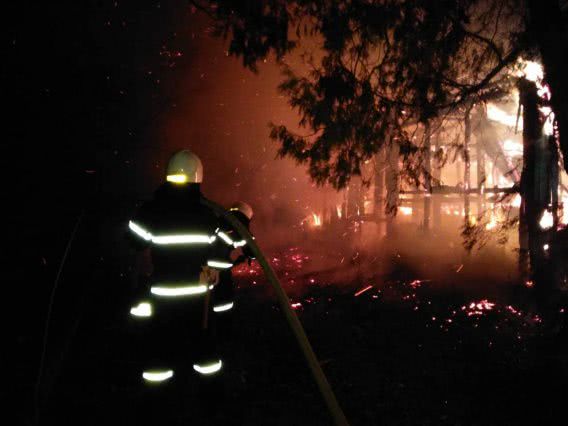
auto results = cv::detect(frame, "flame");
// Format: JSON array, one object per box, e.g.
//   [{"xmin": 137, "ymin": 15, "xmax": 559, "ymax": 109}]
[
  {"xmin": 562, "ymin": 194, "xmax": 568, "ymax": 225},
  {"xmin": 312, "ymin": 213, "xmax": 322, "ymax": 226},
  {"xmin": 485, "ymin": 210, "xmax": 499, "ymax": 230},
  {"xmin": 487, "ymin": 103, "xmax": 520, "ymax": 128},
  {"xmin": 539, "ymin": 209, "xmax": 554, "ymax": 230},
  {"xmin": 511, "ymin": 194, "xmax": 522, "ymax": 208},
  {"xmin": 399, "ymin": 206, "xmax": 413, "ymax": 216},
  {"xmin": 516, "ymin": 59, "xmax": 543, "ymax": 83},
  {"xmin": 540, "ymin": 106, "xmax": 555, "ymax": 136},
  {"xmin": 516, "ymin": 59, "xmax": 555, "ymax": 136},
  {"xmin": 502, "ymin": 139, "xmax": 523, "ymax": 156},
  {"xmin": 336, "ymin": 204, "xmax": 342, "ymax": 218}
]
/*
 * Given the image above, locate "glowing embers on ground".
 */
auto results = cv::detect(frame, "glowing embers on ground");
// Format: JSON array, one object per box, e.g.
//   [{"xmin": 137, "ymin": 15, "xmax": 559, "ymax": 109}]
[
  {"xmin": 151, "ymin": 284, "xmax": 212, "ymax": 297},
  {"xmin": 462, "ymin": 299, "xmax": 495, "ymax": 317},
  {"xmin": 128, "ymin": 221, "xmax": 217, "ymax": 245},
  {"xmin": 233, "ymin": 246, "xmax": 553, "ymax": 355},
  {"xmin": 291, "ymin": 302, "xmax": 303, "ymax": 310},
  {"xmin": 130, "ymin": 301, "xmax": 153, "ymax": 317},
  {"xmin": 213, "ymin": 302, "xmax": 234, "ymax": 312},
  {"xmin": 233, "ymin": 246, "xmax": 310, "ymax": 283},
  {"xmin": 143, "ymin": 369, "xmax": 174, "ymax": 382},
  {"xmin": 193, "ymin": 360, "xmax": 223, "ymax": 375}
]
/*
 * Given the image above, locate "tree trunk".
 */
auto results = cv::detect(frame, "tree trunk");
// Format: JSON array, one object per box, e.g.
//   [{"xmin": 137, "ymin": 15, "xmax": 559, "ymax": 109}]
[
  {"xmin": 432, "ymin": 131, "xmax": 442, "ymax": 228},
  {"xmin": 527, "ymin": 0, "xmax": 568, "ymax": 174},
  {"xmin": 476, "ymin": 132, "xmax": 486, "ymax": 217},
  {"xmin": 386, "ymin": 141, "xmax": 400, "ymax": 237},
  {"xmin": 374, "ymin": 149, "xmax": 385, "ymax": 216},
  {"xmin": 423, "ymin": 123, "xmax": 432, "ymax": 231},
  {"xmin": 519, "ymin": 78, "xmax": 550, "ymax": 289},
  {"xmin": 464, "ymin": 106, "xmax": 472, "ymax": 222},
  {"xmin": 374, "ymin": 148, "xmax": 386, "ymax": 237}
]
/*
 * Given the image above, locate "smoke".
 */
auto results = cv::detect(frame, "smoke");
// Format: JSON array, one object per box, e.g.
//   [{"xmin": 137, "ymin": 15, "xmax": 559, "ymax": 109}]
[{"xmin": 116, "ymin": 11, "xmax": 522, "ymax": 297}]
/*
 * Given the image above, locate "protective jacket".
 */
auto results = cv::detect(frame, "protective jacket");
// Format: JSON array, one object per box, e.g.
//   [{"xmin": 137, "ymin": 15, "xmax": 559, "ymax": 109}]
[
  {"xmin": 127, "ymin": 182, "xmax": 227, "ymax": 383},
  {"xmin": 212, "ymin": 210, "xmax": 254, "ymax": 314}
]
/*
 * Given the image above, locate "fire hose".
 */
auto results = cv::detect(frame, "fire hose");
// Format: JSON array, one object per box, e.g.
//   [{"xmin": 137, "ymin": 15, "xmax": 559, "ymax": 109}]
[{"xmin": 201, "ymin": 198, "xmax": 349, "ymax": 426}]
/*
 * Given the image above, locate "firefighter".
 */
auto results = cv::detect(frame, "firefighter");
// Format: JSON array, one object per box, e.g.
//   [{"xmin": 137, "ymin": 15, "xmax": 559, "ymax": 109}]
[
  {"xmin": 126, "ymin": 149, "xmax": 230, "ymax": 406},
  {"xmin": 212, "ymin": 201, "xmax": 255, "ymax": 337}
]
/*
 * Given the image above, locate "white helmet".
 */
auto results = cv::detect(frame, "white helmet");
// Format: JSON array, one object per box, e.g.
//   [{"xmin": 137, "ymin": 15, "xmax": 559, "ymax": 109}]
[
  {"xmin": 230, "ymin": 201, "xmax": 253, "ymax": 220},
  {"xmin": 166, "ymin": 150, "xmax": 203, "ymax": 184}
]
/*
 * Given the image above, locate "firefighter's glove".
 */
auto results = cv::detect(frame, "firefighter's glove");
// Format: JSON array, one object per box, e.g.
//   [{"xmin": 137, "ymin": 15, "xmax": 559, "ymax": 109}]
[{"xmin": 200, "ymin": 266, "xmax": 220, "ymax": 286}]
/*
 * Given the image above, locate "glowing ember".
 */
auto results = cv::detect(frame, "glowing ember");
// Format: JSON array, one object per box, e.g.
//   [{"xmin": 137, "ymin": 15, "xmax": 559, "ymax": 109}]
[
  {"xmin": 462, "ymin": 299, "xmax": 495, "ymax": 316},
  {"xmin": 409, "ymin": 279, "xmax": 425, "ymax": 289}
]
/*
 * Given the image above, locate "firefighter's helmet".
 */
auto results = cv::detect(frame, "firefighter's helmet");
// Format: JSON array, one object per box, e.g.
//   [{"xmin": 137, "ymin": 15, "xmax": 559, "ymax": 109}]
[
  {"xmin": 166, "ymin": 150, "xmax": 203, "ymax": 184},
  {"xmin": 230, "ymin": 201, "xmax": 253, "ymax": 220}
]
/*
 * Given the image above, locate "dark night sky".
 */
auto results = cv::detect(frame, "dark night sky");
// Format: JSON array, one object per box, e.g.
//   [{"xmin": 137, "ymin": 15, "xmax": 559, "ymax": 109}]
[{"xmin": 6, "ymin": 1, "xmax": 339, "ymax": 244}]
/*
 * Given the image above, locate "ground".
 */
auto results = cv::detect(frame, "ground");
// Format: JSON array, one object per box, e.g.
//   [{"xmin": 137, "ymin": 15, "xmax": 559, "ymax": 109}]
[{"xmin": 17, "ymin": 215, "xmax": 568, "ymax": 425}]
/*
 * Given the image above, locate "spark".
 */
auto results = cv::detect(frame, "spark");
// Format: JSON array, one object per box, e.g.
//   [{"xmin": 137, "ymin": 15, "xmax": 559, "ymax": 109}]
[{"xmin": 354, "ymin": 285, "xmax": 373, "ymax": 297}]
